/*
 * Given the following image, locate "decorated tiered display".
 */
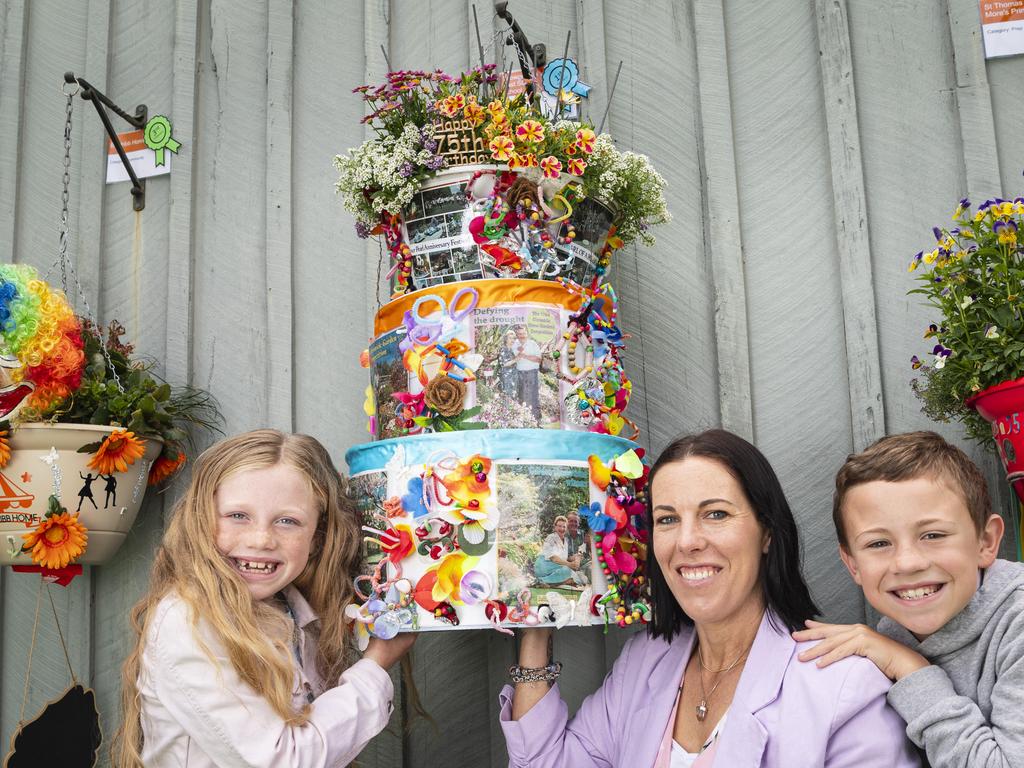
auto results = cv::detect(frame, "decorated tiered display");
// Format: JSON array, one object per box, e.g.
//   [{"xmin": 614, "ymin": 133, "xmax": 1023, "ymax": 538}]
[{"xmin": 338, "ymin": 36, "xmax": 668, "ymax": 639}]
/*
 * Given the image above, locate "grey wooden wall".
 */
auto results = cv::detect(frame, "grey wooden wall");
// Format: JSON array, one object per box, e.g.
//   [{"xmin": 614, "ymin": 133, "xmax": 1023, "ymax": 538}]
[{"xmin": 0, "ymin": 1, "xmax": 1021, "ymax": 766}]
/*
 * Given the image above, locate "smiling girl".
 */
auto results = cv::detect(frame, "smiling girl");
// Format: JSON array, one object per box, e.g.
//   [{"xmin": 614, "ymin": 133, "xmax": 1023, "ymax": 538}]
[{"xmin": 113, "ymin": 429, "xmax": 414, "ymax": 768}]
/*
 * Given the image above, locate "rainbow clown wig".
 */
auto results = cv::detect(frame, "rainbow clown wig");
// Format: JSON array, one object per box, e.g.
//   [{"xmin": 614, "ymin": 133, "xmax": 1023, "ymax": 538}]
[{"xmin": 0, "ymin": 264, "xmax": 85, "ymax": 420}]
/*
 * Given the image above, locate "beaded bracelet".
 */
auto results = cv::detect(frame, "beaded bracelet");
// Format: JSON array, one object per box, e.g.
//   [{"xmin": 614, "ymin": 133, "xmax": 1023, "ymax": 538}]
[{"xmin": 508, "ymin": 662, "xmax": 563, "ymax": 683}]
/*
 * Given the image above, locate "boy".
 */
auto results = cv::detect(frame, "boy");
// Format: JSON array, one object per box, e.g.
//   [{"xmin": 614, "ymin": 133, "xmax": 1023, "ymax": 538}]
[{"xmin": 794, "ymin": 431, "xmax": 1024, "ymax": 767}]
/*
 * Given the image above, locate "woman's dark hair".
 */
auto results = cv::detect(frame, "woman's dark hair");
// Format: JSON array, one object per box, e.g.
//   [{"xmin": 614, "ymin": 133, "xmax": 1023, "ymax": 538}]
[{"xmin": 645, "ymin": 429, "xmax": 818, "ymax": 640}]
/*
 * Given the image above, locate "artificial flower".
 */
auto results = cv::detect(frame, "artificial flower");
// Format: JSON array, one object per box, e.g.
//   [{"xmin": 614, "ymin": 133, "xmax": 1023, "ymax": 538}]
[
  {"xmin": 401, "ymin": 476, "xmax": 429, "ymax": 518},
  {"xmin": 0, "ymin": 429, "xmax": 9, "ymax": 468},
  {"xmin": 88, "ymin": 429, "xmax": 146, "ymax": 474},
  {"xmin": 380, "ymin": 523, "xmax": 415, "ymax": 563},
  {"xmin": 579, "ymin": 501, "xmax": 616, "ymax": 533},
  {"xmin": 431, "ymin": 551, "xmax": 475, "ymax": 603},
  {"xmin": 148, "ymin": 450, "xmax": 186, "ymax": 485},
  {"xmin": 540, "ymin": 156, "xmax": 562, "ymax": 179},
  {"xmin": 21, "ymin": 509, "xmax": 88, "ymax": 569},
  {"xmin": 489, "ymin": 136, "xmax": 515, "ymax": 162},
  {"xmin": 382, "ymin": 496, "xmax": 405, "ymax": 518},
  {"xmin": 515, "ymin": 120, "xmax": 544, "ymax": 144},
  {"xmin": 424, "ymin": 375, "xmax": 466, "ymax": 417}
]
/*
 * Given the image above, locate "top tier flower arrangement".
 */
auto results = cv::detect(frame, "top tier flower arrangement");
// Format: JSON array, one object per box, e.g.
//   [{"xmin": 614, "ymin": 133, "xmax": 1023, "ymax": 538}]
[
  {"xmin": 334, "ymin": 65, "xmax": 669, "ymax": 296},
  {"xmin": 0, "ymin": 263, "xmax": 219, "ymax": 569}
]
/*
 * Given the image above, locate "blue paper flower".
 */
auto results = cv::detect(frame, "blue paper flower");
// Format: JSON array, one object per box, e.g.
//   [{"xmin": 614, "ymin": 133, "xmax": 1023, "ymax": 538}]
[
  {"xmin": 402, "ymin": 476, "xmax": 429, "ymax": 518},
  {"xmin": 580, "ymin": 501, "xmax": 616, "ymax": 534}
]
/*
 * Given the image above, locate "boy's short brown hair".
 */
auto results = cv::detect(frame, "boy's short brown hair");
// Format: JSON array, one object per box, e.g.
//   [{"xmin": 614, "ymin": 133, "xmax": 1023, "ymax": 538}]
[{"xmin": 832, "ymin": 431, "xmax": 991, "ymax": 548}]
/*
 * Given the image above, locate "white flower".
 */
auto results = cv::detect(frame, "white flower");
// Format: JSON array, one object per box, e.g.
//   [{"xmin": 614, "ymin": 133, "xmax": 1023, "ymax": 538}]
[
  {"xmin": 985, "ymin": 325, "xmax": 1000, "ymax": 339},
  {"xmin": 934, "ymin": 354, "xmax": 947, "ymax": 369},
  {"xmin": 960, "ymin": 295, "xmax": 975, "ymax": 309}
]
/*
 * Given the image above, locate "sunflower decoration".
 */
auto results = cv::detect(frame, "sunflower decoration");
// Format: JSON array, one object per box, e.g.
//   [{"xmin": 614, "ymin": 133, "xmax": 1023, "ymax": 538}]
[
  {"xmin": 148, "ymin": 449, "xmax": 186, "ymax": 486},
  {"xmin": 21, "ymin": 497, "xmax": 89, "ymax": 569},
  {"xmin": 0, "ymin": 427, "xmax": 10, "ymax": 468},
  {"xmin": 85, "ymin": 429, "xmax": 146, "ymax": 474}
]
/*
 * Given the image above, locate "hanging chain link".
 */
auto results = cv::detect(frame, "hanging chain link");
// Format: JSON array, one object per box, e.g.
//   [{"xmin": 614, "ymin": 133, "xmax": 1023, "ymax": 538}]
[{"xmin": 47, "ymin": 86, "xmax": 124, "ymax": 394}]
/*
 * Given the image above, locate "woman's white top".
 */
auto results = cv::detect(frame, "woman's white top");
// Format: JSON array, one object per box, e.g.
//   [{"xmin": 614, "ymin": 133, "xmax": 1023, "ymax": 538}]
[{"xmin": 541, "ymin": 531, "xmax": 568, "ymax": 560}]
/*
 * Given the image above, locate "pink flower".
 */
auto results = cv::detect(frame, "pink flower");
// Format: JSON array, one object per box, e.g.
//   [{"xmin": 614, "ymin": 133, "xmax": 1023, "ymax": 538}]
[
  {"xmin": 489, "ymin": 136, "xmax": 515, "ymax": 162},
  {"xmin": 575, "ymin": 128, "xmax": 596, "ymax": 153},
  {"xmin": 540, "ymin": 156, "xmax": 562, "ymax": 179},
  {"xmin": 566, "ymin": 158, "xmax": 587, "ymax": 176},
  {"xmin": 516, "ymin": 120, "xmax": 545, "ymax": 144}
]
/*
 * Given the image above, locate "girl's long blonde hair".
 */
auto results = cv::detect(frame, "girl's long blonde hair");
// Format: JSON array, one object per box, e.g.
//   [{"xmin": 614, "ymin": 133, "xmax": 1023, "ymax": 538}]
[{"xmin": 112, "ymin": 429, "xmax": 362, "ymax": 768}]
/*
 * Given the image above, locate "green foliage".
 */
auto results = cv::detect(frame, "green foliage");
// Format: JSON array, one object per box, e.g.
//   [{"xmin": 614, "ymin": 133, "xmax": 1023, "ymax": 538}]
[
  {"xmin": 908, "ymin": 198, "xmax": 1024, "ymax": 445},
  {"xmin": 45, "ymin": 320, "xmax": 221, "ymax": 460}
]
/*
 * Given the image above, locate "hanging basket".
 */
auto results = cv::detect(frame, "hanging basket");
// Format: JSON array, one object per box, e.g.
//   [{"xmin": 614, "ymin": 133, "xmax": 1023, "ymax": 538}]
[
  {"xmin": 0, "ymin": 423, "xmax": 161, "ymax": 566},
  {"xmin": 966, "ymin": 376, "xmax": 1024, "ymax": 503}
]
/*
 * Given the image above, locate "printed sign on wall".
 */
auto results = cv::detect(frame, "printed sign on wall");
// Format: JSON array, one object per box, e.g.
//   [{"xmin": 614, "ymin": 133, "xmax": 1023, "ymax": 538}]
[{"xmin": 980, "ymin": 0, "xmax": 1024, "ymax": 58}]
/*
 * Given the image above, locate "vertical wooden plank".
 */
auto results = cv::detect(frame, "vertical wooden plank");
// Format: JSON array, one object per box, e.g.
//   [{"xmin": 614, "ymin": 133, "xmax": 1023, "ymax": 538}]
[
  {"xmin": 815, "ymin": 0, "xmax": 884, "ymax": 454},
  {"xmin": 692, "ymin": 0, "xmax": 753, "ymax": 440},
  {"xmin": 165, "ymin": 0, "xmax": 200, "ymax": 382},
  {"xmin": 0, "ymin": 0, "xmax": 28, "ymax": 727},
  {"xmin": 91, "ymin": 0, "xmax": 175, "ymax": 758},
  {"xmin": 190, "ymin": 0, "xmax": 270, "ymax": 434},
  {"xmin": 265, "ymin": 0, "xmax": 294, "ymax": 432},
  {"xmin": 723, "ymin": 0, "xmax": 862, "ymax": 623},
  {"xmin": 946, "ymin": 0, "xmax": 1002, "ymax": 201},
  {"xmin": 69, "ymin": 0, "xmax": 112, "ymax": 325},
  {"xmin": 0, "ymin": 0, "xmax": 98, "ymax": 750},
  {"xmin": 0, "ymin": 0, "xmax": 27, "ymax": 260}
]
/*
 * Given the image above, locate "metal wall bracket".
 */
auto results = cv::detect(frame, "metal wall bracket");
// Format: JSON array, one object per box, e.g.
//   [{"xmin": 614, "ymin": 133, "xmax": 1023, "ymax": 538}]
[{"xmin": 64, "ymin": 72, "xmax": 148, "ymax": 211}]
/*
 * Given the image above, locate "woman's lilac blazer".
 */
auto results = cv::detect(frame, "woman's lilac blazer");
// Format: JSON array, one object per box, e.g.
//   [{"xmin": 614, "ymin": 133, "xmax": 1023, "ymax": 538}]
[{"xmin": 499, "ymin": 610, "xmax": 922, "ymax": 767}]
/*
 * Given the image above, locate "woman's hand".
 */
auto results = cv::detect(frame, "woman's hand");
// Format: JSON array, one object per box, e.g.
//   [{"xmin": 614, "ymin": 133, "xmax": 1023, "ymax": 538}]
[
  {"xmin": 363, "ymin": 633, "xmax": 417, "ymax": 672},
  {"xmin": 511, "ymin": 627, "xmax": 554, "ymax": 721},
  {"xmin": 793, "ymin": 620, "xmax": 929, "ymax": 681}
]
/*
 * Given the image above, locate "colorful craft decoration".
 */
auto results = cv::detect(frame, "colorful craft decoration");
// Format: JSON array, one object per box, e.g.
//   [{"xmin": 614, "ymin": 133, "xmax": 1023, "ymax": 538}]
[
  {"xmin": 0, "ymin": 264, "xmax": 85, "ymax": 420},
  {"xmin": 341, "ymin": 36, "xmax": 664, "ymax": 635}
]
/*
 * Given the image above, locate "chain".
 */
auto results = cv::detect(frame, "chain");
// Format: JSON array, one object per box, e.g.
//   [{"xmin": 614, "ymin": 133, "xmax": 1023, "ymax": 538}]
[
  {"xmin": 47, "ymin": 85, "xmax": 125, "ymax": 394},
  {"xmin": 58, "ymin": 92, "xmax": 73, "ymax": 294}
]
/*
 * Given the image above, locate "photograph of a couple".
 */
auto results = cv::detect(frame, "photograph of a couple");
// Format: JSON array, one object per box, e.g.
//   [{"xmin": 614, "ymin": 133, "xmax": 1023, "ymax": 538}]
[
  {"xmin": 473, "ymin": 306, "xmax": 562, "ymax": 429},
  {"xmin": 496, "ymin": 462, "xmax": 592, "ymax": 606}
]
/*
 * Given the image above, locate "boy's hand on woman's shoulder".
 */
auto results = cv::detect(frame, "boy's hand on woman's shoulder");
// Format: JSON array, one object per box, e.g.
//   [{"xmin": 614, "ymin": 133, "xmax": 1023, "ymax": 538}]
[{"xmin": 793, "ymin": 619, "xmax": 930, "ymax": 681}]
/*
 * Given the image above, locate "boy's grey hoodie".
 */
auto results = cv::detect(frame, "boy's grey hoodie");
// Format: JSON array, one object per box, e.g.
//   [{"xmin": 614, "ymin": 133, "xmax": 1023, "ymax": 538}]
[{"xmin": 879, "ymin": 558, "xmax": 1024, "ymax": 768}]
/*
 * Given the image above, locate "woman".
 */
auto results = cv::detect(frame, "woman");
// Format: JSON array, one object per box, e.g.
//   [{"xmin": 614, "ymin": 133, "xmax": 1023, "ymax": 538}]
[
  {"xmin": 534, "ymin": 515, "xmax": 586, "ymax": 588},
  {"xmin": 497, "ymin": 329, "xmax": 519, "ymax": 397},
  {"xmin": 500, "ymin": 430, "xmax": 920, "ymax": 767}
]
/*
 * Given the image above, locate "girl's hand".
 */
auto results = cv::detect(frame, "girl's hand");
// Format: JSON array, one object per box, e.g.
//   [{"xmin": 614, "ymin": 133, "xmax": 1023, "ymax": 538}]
[
  {"xmin": 364, "ymin": 633, "xmax": 417, "ymax": 672},
  {"xmin": 793, "ymin": 620, "xmax": 929, "ymax": 681}
]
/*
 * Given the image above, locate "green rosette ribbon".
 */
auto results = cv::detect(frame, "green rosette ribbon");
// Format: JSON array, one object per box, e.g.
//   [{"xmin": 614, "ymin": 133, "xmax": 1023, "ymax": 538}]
[{"xmin": 144, "ymin": 115, "xmax": 181, "ymax": 166}]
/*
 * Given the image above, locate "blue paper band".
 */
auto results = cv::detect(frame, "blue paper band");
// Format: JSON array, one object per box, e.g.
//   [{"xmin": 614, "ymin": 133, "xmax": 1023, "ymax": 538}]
[{"xmin": 346, "ymin": 428, "xmax": 640, "ymax": 475}]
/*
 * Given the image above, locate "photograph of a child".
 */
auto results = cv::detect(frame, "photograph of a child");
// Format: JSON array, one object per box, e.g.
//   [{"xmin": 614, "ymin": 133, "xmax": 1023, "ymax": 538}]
[
  {"xmin": 473, "ymin": 306, "xmax": 561, "ymax": 428},
  {"xmin": 496, "ymin": 462, "xmax": 591, "ymax": 606}
]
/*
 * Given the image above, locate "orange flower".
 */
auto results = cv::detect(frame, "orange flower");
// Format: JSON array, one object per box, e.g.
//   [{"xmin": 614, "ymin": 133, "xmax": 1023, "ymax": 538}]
[
  {"xmin": 22, "ymin": 511, "xmax": 88, "ymax": 569},
  {"xmin": 0, "ymin": 429, "xmax": 10, "ymax": 469},
  {"xmin": 88, "ymin": 429, "xmax": 146, "ymax": 474},
  {"xmin": 148, "ymin": 450, "xmax": 186, "ymax": 485}
]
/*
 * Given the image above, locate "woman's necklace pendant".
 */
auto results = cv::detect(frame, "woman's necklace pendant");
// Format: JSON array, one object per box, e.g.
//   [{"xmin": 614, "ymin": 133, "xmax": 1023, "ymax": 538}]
[{"xmin": 696, "ymin": 700, "xmax": 708, "ymax": 722}]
